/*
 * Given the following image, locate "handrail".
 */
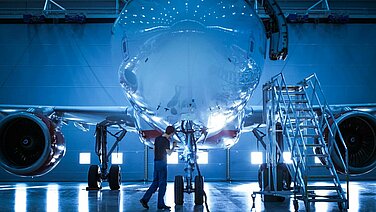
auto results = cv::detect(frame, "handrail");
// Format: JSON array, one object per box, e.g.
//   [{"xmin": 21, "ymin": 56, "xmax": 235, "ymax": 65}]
[
  {"xmin": 301, "ymin": 74, "xmax": 348, "ymax": 173},
  {"xmin": 300, "ymin": 73, "xmax": 349, "ymax": 207},
  {"xmin": 268, "ymin": 73, "xmax": 308, "ymax": 194}
]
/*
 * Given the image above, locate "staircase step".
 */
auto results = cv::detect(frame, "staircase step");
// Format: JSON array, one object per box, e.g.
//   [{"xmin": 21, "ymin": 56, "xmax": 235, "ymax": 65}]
[
  {"xmin": 288, "ymin": 134, "xmax": 320, "ymax": 139},
  {"xmin": 278, "ymin": 86, "xmax": 302, "ymax": 91},
  {"xmin": 301, "ymin": 143, "xmax": 325, "ymax": 147},
  {"xmin": 297, "ymin": 116, "xmax": 314, "ymax": 119},
  {"xmin": 307, "ymin": 175, "xmax": 334, "ymax": 179},
  {"xmin": 281, "ymin": 91, "xmax": 305, "ymax": 95},
  {"xmin": 299, "ymin": 125, "xmax": 317, "ymax": 129},
  {"xmin": 294, "ymin": 108, "xmax": 311, "ymax": 111},
  {"xmin": 287, "ymin": 130, "xmax": 319, "ymax": 135},
  {"xmin": 305, "ymin": 153, "xmax": 328, "ymax": 157},
  {"xmin": 307, "ymin": 164, "xmax": 331, "ymax": 168},
  {"xmin": 302, "ymin": 134, "xmax": 320, "ymax": 138},
  {"xmin": 307, "ymin": 186, "xmax": 340, "ymax": 190},
  {"xmin": 279, "ymin": 99, "xmax": 308, "ymax": 104},
  {"xmin": 281, "ymin": 107, "xmax": 311, "ymax": 112}
]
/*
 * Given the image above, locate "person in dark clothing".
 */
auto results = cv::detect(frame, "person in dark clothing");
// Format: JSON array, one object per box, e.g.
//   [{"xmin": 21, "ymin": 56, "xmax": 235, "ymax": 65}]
[{"xmin": 140, "ymin": 126, "xmax": 177, "ymax": 210}]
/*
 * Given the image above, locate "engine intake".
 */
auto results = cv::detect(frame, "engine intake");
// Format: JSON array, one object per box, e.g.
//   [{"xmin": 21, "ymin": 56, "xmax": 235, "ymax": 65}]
[
  {"xmin": 323, "ymin": 111, "xmax": 376, "ymax": 175},
  {"xmin": 0, "ymin": 113, "xmax": 65, "ymax": 177}
]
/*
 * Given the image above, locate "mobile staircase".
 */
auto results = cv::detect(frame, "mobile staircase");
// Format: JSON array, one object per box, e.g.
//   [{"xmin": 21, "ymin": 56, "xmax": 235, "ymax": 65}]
[{"xmin": 255, "ymin": 73, "xmax": 349, "ymax": 211}]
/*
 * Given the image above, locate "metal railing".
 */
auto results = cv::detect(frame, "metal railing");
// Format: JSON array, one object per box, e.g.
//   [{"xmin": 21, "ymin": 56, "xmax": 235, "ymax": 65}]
[
  {"xmin": 267, "ymin": 73, "xmax": 308, "ymax": 196},
  {"xmin": 299, "ymin": 73, "xmax": 349, "ymax": 208}
]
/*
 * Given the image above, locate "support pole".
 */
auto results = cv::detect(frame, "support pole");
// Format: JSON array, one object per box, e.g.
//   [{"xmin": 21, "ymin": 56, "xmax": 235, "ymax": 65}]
[
  {"xmin": 144, "ymin": 144, "xmax": 148, "ymax": 181},
  {"xmin": 226, "ymin": 148, "xmax": 231, "ymax": 181},
  {"xmin": 101, "ymin": 125, "xmax": 108, "ymax": 179}
]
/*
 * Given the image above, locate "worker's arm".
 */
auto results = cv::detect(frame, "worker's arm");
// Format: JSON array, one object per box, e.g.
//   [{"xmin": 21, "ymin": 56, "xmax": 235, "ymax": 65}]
[{"xmin": 166, "ymin": 142, "xmax": 177, "ymax": 156}]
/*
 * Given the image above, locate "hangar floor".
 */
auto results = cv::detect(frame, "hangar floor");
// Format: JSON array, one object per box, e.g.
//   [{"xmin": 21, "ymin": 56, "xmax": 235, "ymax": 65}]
[{"xmin": 0, "ymin": 181, "xmax": 375, "ymax": 211}]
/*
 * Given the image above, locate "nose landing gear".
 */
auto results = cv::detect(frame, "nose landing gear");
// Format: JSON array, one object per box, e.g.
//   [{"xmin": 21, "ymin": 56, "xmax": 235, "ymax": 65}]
[{"xmin": 173, "ymin": 120, "xmax": 207, "ymax": 207}]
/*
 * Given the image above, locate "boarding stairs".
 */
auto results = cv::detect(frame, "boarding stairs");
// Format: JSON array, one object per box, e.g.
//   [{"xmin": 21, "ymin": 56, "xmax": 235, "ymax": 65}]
[{"xmin": 263, "ymin": 73, "xmax": 349, "ymax": 211}]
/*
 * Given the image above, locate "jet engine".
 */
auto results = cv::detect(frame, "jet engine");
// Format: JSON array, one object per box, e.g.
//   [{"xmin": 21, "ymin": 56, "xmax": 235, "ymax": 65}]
[
  {"xmin": 0, "ymin": 112, "xmax": 65, "ymax": 177},
  {"xmin": 319, "ymin": 111, "xmax": 376, "ymax": 175}
]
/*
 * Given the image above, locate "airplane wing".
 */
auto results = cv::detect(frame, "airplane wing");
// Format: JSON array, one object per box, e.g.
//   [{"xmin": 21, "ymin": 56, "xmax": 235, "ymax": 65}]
[
  {"xmin": 243, "ymin": 103, "xmax": 376, "ymax": 130},
  {"xmin": 0, "ymin": 104, "xmax": 137, "ymax": 131},
  {"xmin": 1, "ymin": 102, "xmax": 375, "ymax": 134},
  {"xmin": 0, "ymin": 104, "xmax": 137, "ymax": 179}
]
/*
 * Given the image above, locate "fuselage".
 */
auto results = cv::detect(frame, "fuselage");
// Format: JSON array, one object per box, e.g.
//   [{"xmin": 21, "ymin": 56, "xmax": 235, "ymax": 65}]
[{"xmin": 112, "ymin": 0, "xmax": 267, "ymax": 148}]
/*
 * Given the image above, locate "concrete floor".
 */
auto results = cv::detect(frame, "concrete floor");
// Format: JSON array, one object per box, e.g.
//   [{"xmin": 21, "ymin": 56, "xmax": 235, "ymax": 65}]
[{"xmin": 0, "ymin": 181, "xmax": 375, "ymax": 212}]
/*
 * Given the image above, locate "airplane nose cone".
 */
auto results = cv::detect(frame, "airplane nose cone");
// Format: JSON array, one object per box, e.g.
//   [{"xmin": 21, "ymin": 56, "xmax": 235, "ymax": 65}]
[{"xmin": 113, "ymin": 0, "xmax": 266, "ymax": 133}]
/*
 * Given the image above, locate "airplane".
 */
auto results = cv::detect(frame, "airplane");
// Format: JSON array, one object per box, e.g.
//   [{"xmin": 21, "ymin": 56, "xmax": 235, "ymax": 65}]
[{"xmin": 0, "ymin": 0, "xmax": 375, "ymax": 206}]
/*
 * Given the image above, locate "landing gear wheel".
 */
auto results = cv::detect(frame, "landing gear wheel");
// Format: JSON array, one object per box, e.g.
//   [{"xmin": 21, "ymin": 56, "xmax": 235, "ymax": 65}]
[
  {"xmin": 293, "ymin": 199, "xmax": 299, "ymax": 211},
  {"xmin": 194, "ymin": 175, "xmax": 204, "ymax": 205},
  {"xmin": 108, "ymin": 165, "xmax": 121, "ymax": 190},
  {"xmin": 88, "ymin": 165, "xmax": 102, "ymax": 189},
  {"xmin": 174, "ymin": 175, "xmax": 184, "ymax": 205}
]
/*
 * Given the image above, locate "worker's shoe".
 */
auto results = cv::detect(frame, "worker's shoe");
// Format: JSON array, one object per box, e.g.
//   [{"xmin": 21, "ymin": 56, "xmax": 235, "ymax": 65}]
[
  {"xmin": 140, "ymin": 199, "xmax": 149, "ymax": 209},
  {"xmin": 157, "ymin": 205, "xmax": 171, "ymax": 210}
]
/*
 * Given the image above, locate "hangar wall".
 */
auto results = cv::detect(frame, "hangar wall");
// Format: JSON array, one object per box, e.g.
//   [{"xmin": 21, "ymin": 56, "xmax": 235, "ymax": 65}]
[{"xmin": 0, "ymin": 23, "xmax": 375, "ymax": 181}]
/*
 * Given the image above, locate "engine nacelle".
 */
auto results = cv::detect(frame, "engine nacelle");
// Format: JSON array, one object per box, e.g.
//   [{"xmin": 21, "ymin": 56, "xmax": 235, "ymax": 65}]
[
  {"xmin": 0, "ymin": 112, "xmax": 65, "ymax": 177},
  {"xmin": 321, "ymin": 111, "xmax": 376, "ymax": 175}
]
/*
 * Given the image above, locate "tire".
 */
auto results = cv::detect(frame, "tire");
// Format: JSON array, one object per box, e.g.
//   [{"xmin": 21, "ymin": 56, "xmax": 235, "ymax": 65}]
[
  {"xmin": 194, "ymin": 175, "xmax": 204, "ymax": 205},
  {"xmin": 258, "ymin": 163, "xmax": 291, "ymax": 191},
  {"xmin": 174, "ymin": 175, "xmax": 184, "ymax": 205},
  {"xmin": 88, "ymin": 165, "xmax": 101, "ymax": 189},
  {"xmin": 108, "ymin": 165, "xmax": 121, "ymax": 190}
]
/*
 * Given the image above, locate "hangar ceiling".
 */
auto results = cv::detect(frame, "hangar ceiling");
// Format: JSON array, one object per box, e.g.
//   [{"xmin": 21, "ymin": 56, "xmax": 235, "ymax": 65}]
[{"xmin": 0, "ymin": 0, "xmax": 375, "ymax": 19}]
